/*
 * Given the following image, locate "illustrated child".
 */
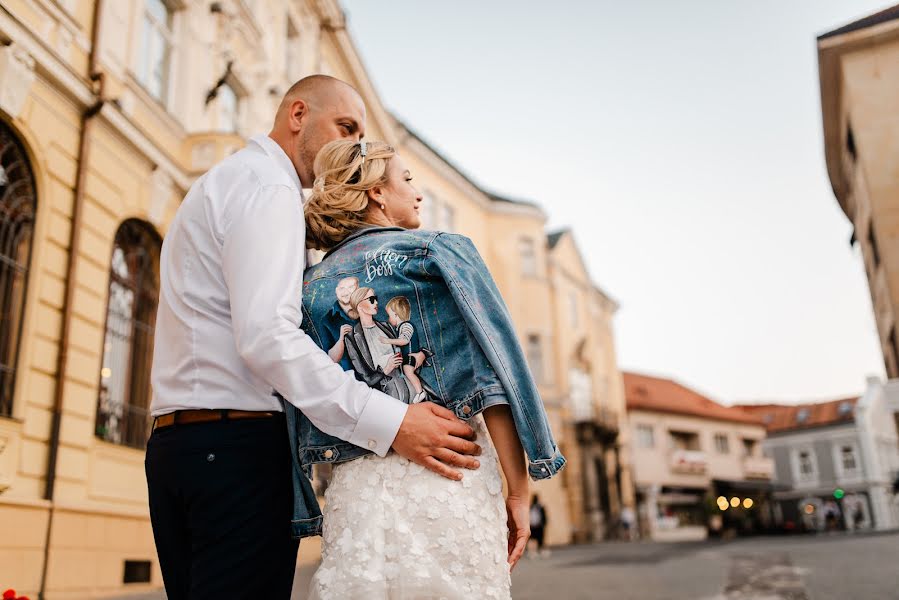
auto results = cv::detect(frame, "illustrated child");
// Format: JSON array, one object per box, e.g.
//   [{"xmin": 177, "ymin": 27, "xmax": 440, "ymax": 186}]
[{"xmin": 381, "ymin": 296, "xmax": 429, "ymax": 403}]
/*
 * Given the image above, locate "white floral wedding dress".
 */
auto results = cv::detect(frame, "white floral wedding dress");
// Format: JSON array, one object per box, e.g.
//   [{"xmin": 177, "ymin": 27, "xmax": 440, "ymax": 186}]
[{"xmin": 308, "ymin": 415, "xmax": 512, "ymax": 600}]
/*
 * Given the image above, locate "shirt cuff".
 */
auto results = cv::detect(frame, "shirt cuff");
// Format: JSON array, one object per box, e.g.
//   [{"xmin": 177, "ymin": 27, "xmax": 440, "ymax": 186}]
[{"xmin": 347, "ymin": 389, "xmax": 408, "ymax": 457}]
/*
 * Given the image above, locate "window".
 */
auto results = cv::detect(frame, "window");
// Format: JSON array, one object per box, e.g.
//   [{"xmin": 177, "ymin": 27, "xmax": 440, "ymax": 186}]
[
  {"xmin": 841, "ymin": 445, "xmax": 857, "ymax": 472},
  {"xmin": 123, "ymin": 560, "xmax": 152, "ymax": 584},
  {"xmin": 0, "ymin": 122, "xmax": 36, "ymax": 418},
  {"xmin": 519, "ymin": 238, "xmax": 537, "ymax": 277},
  {"xmin": 215, "ymin": 83, "xmax": 239, "ymax": 133},
  {"xmin": 636, "ymin": 424, "xmax": 655, "ymax": 448},
  {"xmin": 438, "ymin": 203, "xmax": 455, "ymax": 233},
  {"xmin": 714, "ymin": 433, "xmax": 729, "ymax": 454},
  {"xmin": 742, "ymin": 438, "xmax": 757, "ymax": 457},
  {"xmin": 420, "ymin": 190, "xmax": 437, "ymax": 229},
  {"xmin": 95, "ymin": 220, "xmax": 162, "ymax": 449},
  {"xmin": 797, "ymin": 449, "xmax": 816, "ymax": 479},
  {"xmin": 796, "ymin": 408, "xmax": 810, "ymax": 424},
  {"xmin": 138, "ymin": 0, "xmax": 175, "ymax": 103},
  {"xmin": 568, "ymin": 367, "xmax": 592, "ymax": 422},
  {"xmin": 285, "ymin": 17, "xmax": 301, "ymax": 81},
  {"xmin": 669, "ymin": 430, "xmax": 700, "ymax": 451},
  {"xmin": 525, "ymin": 334, "xmax": 544, "ymax": 384}
]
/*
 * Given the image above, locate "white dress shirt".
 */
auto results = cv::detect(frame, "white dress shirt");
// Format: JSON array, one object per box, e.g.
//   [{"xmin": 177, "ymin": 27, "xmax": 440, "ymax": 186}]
[{"xmin": 150, "ymin": 135, "xmax": 407, "ymax": 456}]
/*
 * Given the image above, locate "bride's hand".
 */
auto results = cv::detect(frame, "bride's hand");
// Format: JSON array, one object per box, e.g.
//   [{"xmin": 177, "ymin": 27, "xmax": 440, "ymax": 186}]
[{"xmin": 505, "ymin": 494, "xmax": 530, "ymax": 570}]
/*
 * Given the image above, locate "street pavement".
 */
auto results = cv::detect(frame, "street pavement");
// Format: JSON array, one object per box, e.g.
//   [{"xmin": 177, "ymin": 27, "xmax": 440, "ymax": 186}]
[{"xmin": 114, "ymin": 530, "xmax": 899, "ymax": 599}]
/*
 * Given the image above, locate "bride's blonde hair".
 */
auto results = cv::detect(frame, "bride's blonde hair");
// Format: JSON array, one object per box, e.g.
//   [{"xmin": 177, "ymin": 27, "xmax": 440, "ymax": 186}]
[{"xmin": 304, "ymin": 139, "xmax": 396, "ymax": 251}]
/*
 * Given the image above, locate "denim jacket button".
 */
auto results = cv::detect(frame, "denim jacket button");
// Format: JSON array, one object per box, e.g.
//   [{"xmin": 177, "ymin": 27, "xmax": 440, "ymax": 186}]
[
  {"xmin": 462, "ymin": 405, "xmax": 472, "ymax": 415},
  {"xmin": 323, "ymin": 449, "xmax": 334, "ymax": 459}
]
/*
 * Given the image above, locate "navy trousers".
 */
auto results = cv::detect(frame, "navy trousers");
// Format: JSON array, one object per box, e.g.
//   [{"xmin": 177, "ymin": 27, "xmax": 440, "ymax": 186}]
[{"xmin": 145, "ymin": 414, "xmax": 300, "ymax": 599}]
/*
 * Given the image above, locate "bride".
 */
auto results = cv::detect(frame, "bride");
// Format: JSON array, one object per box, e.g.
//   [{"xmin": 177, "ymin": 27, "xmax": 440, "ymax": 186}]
[{"xmin": 292, "ymin": 139, "xmax": 566, "ymax": 599}]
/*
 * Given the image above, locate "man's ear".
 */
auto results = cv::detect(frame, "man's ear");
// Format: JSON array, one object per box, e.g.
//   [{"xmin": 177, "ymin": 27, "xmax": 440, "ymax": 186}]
[{"xmin": 288, "ymin": 99, "xmax": 308, "ymax": 132}]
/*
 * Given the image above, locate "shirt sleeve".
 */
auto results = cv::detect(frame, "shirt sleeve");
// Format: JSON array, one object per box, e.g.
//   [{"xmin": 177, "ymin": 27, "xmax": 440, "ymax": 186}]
[
  {"xmin": 399, "ymin": 322, "xmax": 414, "ymax": 342},
  {"xmin": 220, "ymin": 184, "xmax": 407, "ymax": 456}
]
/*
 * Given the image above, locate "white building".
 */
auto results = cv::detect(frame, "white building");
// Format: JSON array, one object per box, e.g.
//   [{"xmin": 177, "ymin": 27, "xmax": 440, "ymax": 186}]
[{"xmin": 741, "ymin": 378, "xmax": 899, "ymax": 532}]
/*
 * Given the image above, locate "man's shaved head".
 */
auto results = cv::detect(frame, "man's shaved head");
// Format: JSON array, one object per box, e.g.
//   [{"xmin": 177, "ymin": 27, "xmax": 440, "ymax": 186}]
[
  {"xmin": 275, "ymin": 75, "xmax": 358, "ymax": 120},
  {"xmin": 269, "ymin": 74, "xmax": 367, "ymax": 187}
]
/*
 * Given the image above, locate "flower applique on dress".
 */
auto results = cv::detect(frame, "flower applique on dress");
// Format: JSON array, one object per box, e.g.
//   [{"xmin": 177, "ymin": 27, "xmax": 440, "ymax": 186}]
[{"xmin": 308, "ymin": 415, "xmax": 512, "ymax": 600}]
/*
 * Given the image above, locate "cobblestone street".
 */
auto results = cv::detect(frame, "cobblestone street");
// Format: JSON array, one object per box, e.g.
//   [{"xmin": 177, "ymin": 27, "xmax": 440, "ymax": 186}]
[
  {"xmin": 505, "ymin": 531, "xmax": 899, "ymax": 600},
  {"xmin": 115, "ymin": 531, "xmax": 899, "ymax": 599}
]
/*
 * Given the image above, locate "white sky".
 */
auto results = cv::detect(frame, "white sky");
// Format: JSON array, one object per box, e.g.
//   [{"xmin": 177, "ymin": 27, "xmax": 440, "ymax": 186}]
[{"xmin": 341, "ymin": 0, "xmax": 893, "ymax": 404}]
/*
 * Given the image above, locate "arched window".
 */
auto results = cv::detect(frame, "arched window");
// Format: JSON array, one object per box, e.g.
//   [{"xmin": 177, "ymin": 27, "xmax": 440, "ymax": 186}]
[
  {"xmin": 0, "ymin": 121, "xmax": 37, "ymax": 418},
  {"xmin": 95, "ymin": 219, "xmax": 161, "ymax": 448}
]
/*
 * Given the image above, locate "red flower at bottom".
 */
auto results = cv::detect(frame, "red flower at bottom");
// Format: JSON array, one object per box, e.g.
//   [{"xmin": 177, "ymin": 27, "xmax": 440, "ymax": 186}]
[{"xmin": 3, "ymin": 590, "xmax": 17, "ymax": 600}]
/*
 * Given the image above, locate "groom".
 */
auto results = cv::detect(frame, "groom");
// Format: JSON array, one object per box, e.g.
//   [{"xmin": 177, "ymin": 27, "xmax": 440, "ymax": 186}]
[{"xmin": 146, "ymin": 75, "xmax": 482, "ymax": 599}]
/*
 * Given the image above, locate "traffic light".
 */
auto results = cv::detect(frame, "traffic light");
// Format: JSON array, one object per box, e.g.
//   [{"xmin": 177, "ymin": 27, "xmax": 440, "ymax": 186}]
[{"xmin": 833, "ymin": 488, "xmax": 845, "ymax": 500}]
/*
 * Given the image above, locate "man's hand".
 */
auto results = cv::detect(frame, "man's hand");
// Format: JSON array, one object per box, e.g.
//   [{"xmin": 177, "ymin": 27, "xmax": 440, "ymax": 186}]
[
  {"xmin": 391, "ymin": 402, "xmax": 481, "ymax": 480},
  {"xmin": 505, "ymin": 494, "xmax": 531, "ymax": 570},
  {"xmin": 339, "ymin": 324, "xmax": 353, "ymax": 338}
]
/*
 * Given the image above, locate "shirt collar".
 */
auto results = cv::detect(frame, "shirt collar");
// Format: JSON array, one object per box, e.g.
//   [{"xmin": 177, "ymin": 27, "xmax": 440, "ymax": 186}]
[{"xmin": 250, "ymin": 134, "xmax": 303, "ymax": 194}]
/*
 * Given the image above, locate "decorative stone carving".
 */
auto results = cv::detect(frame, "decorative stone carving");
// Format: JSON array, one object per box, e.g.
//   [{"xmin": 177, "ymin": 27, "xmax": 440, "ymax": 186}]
[{"xmin": 0, "ymin": 43, "xmax": 36, "ymax": 120}]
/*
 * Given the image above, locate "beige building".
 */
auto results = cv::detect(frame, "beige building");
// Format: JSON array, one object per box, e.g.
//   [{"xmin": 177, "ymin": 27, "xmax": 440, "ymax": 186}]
[
  {"xmin": 0, "ymin": 0, "xmax": 631, "ymax": 597},
  {"xmin": 543, "ymin": 229, "xmax": 633, "ymax": 542},
  {"xmin": 624, "ymin": 372, "xmax": 774, "ymax": 541},
  {"xmin": 818, "ymin": 4, "xmax": 899, "ymax": 378}
]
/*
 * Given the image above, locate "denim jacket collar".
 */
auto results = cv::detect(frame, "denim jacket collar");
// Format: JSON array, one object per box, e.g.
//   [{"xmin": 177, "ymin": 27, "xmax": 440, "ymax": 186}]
[{"xmin": 324, "ymin": 225, "xmax": 406, "ymax": 259}]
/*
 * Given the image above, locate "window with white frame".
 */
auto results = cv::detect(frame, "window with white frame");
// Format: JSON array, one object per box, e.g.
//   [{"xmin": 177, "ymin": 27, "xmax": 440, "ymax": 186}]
[
  {"xmin": 568, "ymin": 367, "xmax": 592, "ymax": 422},
  {"xmin": 525, "ymin": 334, "xmax": 544, "ymax": 384},
  {"xmin": 215, "ymin": 83, "xmax": 240, "ymax": 134},
  {"xmin": 714, "ymin": 433, "xmax": 729, "ymax": 454},
  {"xmin": 794, "ymin": 447, "xmax": 818, "ymax": 483},
  {"xmin": 138, "ymin": 0, "xmax": 175, "ymax": 104},
  {"xmin": 439, "ymin": 203, "xmax": 456, "ymax": 233},
  {"xmin": 636, "ymin": 424, "xmax": 655, "ymax": 448},
  {"xmin": 420, "ymin": 191, "xmax": 437, "ymax": 229},
  {"xmin": 519, "ymin": 237, "xmax": 537, "ymax": 277},
  {"xmin": 285, "ymin": 17, "xmax": 301, "ymax": 82},
  {"xmin": 840, "ymin": 445, "xmax": 857, "ymax": 471}
]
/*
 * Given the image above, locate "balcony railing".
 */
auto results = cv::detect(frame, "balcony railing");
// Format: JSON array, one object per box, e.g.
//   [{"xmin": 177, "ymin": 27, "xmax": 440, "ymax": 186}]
[
  {"xmin": 669, "ymin": 449, "xmax": 708, "ymax": 475},
  {"xmin": 742, "ymin": 455, "xmax": 775, "ymax": 480}
]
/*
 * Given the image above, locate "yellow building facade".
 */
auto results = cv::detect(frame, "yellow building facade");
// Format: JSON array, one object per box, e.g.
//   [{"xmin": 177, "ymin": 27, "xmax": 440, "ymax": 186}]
[
  {"xmin": 819, "ymin": 6, "xmax": 899, "ymax": 379},
  {"xmin": 0, "ymin": 1, "xmax": 632, "ymax": 597}
]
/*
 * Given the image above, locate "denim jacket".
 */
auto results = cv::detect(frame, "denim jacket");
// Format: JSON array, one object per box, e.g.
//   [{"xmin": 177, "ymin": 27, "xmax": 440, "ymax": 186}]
[{"xmin": 285, "ymin": 227, "xmax": 566, "ymax": 539}]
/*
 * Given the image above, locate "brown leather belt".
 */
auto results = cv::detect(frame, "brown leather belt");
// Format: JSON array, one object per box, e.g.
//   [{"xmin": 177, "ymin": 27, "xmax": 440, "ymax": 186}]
[{"xmin": 153, "ymin": 409, "xmax": 277, "ymax": 430}]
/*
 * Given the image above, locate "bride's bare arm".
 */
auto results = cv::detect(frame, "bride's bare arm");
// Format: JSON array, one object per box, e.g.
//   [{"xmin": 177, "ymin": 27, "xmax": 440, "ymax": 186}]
[{"xmin": 482, "ymin": 404, "xmax": 530, "ymax": 569}]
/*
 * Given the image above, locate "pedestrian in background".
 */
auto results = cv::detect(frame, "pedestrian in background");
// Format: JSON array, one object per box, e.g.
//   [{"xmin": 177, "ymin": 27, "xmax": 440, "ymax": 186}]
[{"xmin": 530, "ymin": 494, "xmax": 549, "ymax": 557}]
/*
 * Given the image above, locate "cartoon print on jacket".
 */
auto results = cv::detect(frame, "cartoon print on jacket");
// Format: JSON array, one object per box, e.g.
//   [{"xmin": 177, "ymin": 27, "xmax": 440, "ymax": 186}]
[{"xmin": 336, "ymin": 285, "xmax": 437, "ymax": 404}]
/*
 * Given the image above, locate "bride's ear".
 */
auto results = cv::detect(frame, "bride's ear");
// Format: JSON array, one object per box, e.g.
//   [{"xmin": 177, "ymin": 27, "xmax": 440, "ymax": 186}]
[{"xmin": 366, "ymin": 186, "xmax": 383, "ymax": 204}]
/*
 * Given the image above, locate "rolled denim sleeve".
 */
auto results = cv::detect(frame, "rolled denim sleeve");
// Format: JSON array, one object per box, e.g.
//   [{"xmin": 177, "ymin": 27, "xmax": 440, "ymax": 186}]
[{"xmin": 426, "ymin": 233, "xmax": 566, "ymax": 480}]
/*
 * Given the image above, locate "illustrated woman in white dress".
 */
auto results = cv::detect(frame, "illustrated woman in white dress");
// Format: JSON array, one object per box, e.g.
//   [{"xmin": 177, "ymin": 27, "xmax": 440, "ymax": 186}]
[{"xmin": 302, "ymin": 140, "xmax": 559, "ymax": 599}]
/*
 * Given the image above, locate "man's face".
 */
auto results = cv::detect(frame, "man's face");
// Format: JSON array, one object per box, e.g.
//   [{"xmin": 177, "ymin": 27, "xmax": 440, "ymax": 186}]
[
  {"xmin": 336, "ymin": 278, "xmax": 358, "ymax": 305},
  {"xmin": 298, "ymin": 85, "xmax": 366, "ymax": 185}
]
